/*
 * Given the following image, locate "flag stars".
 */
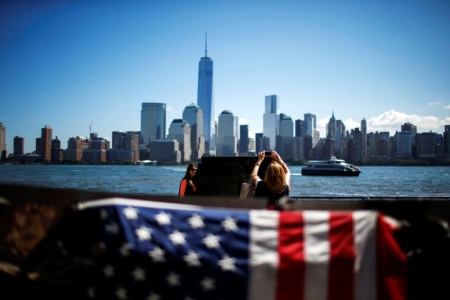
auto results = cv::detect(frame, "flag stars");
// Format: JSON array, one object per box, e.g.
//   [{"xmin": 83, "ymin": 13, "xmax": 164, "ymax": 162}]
[
  {"xmin": 169, "ymin": 230, "xmax": 186, "ymax": 245},
  {"xmin": 147, "ymin": 292, "xmax": 161, "ymax": 300},
  {"xmin": 200, "ymin": 276, "xmax": 215, "ymax": 291},
  {"xmin": 103, "ymin": 264, "xmax": 114, "ymax": 277},
  {"xmin": 132, "ymin": 267, "xmax": 146, "ymax": 281},
  {"xmin": 183, "ymin": 251, "xmax": 201, "ymax": 267},
  {"xmin": 148, "ymin": 246, "xmax": 166, "ymax": 262},
  {"xmin": 87, "ymin": 286, "xmax": 95, "ymax": 299},
  {"xmin": 166, "ymin": 272, "xmax": 181, "ymax": 286},
  {"xmin": 155, "ymin": 212, "xmax": 171, "ymax": 226},
  {"xmin": 188, "ymin": 214, "xmax": 205, "ymax": 229},
  {"xmin": 136, "ymin": 226, "xmax": 152, "ymax": 241},
  {"xmin": 203, "ymin": 234, "xmax": 220, "ymax": 249},
  {"xmin": 123, "ymin": 206, "xmax": 138, "ymax": 220},
  {"xmin": 120, "ymin": 243, "xmax": 132, "ymax": 257},
  {"xmin": 115, "ymin": 286, "xmax": 128, "ymax": 299},
  {"xmin": 100, "ymin": 208, "xmax": 108, "ymax": 220},
  {"xmin": 218, "ymin": 255, "xmax": 236, "ymax": 272},
  {"xmin": 222, "ymin": 217, "xmax": 238, "ymax": 232},
  {"xmin": 105, "ymin": 222, "xmax": 119, "ymax": 234}
]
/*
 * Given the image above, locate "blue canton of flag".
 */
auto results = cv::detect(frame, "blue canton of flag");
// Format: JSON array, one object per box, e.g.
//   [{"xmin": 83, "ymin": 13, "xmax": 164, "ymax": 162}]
[{"xmin": 78, "ymin": 198, "xmax": 250, "ymax": 300}]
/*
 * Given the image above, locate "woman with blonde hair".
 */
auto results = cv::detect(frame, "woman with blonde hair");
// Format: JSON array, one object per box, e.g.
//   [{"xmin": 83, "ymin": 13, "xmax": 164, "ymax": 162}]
[{"xmin": 251, "ymin": 150, "xmax": 291, "ymax": 209}]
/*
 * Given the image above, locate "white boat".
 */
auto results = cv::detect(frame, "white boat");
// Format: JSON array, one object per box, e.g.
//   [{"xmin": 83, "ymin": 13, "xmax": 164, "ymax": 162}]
[
  {"xmin": 301, "ymin": 156, "xmax": 361, "ymax": 176},
  {"xmin": 137, "ymin": 160, "xmax": 157, "ymax": 166}
]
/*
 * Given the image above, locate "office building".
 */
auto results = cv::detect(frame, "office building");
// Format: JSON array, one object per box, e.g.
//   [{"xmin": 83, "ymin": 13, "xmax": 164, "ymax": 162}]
[
  {"xmin": 197, "ymin": 35, "xmax": 215, "ymax": 153},
  {"xmin": 293, "ymin": 136, "xmax": 304, "ymax": 160},
  {"xmin": 255, "ymin": 133, "xmax": 263, "ymax": 153},
  {"xmin": 217, "ymin": 110, "xmax": 237, "ymax": 156},
  {"xmin": 395, "ymin": 131, "xmax": 412, "ymax": 158},
  {"xmin": 140, "ymin": 103, "xmax": 166, "ymax": 149},
  {"xmin": 51, "ymin": 136, "xmax": 63, "ymax": 162},
  {"xmin": 304, "ymin": 113, "xmax": 319, "ymax": 146},
  {"xmin": 327, "ymin": 112, "xmax": 336, "ymax": 139},
  {"xmin": 149, "ymin": 140, "xmax": 180, "ymax": 163},
  {"xmin": 239, "ymin": 125, "xmax": 249, "ymax": 154},
  {"xmin": 0, "ymin": 123, "xmax": 5, "ymax": 160},
  {"xmin": 40, "ymin": 125, "xmax": 52, "ymax": 161},
  {"xmin": 167, "ymin": 119, "xmax": 191, "ymax": 162},
  {"xmin": 279, "ymin": 114, "xmax": 294, "ymax": 160},
  {"xmin": 183, "ymin": 103, "xmax": 204, "ymax": 160},
  {"xmin": 108, "ymin": 131, "xmax": 140, "ymax": 163},
  {"xmin": 14, "ymin": 136, "xmax": 24, "ymax": 157},
  {"xmin": 263, "ymin": 95, "xmax": 279, "ymax": 150},
  {"xmin": 295, "ymin": 119, "xmax": 306, "ymax": 137},
  {"xmin": 444, "ymin": 125, "xmax": 450, "ymax": 158},
  {"xmin": 415, "ymin": 132, "xmax": 436, "ymax": 159},
  {"xmin": 361, "ymin": 118, "xmax": 367, "ymax": 159},
  {"xmin": 64, "ymin": 136, "xmax": 88, "ymax": 161}
]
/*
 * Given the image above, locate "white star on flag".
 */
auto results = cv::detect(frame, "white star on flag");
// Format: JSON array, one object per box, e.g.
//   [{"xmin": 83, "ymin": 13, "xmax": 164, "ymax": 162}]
[
  {"xmin": 120, "ymin": 243, "xmax": 132, "ymax": 257},
  {"xmin": 200, "ymin": 276, "xmax": 215, "ymax": 291},
  {"xmin": 115, "ymin": 286, "xmax": 128, "ymax": 299},
  {"xmin": 100, "ymin": 208, "xmax": 108, "ymax": 220},
  {"xmin": 103, "ymin": 264, "xmax": 114, "ymax": 277},
  {"xmin": 147, "ymin": 292, "xmax": 161, "ymax": 300},
  {"xmin": 135, "ymin": 226, "xmax": 152, "ymax": 241},
  {"xmin": 169, "ymin": 230, "xmax": 186, "ymax": 245},
  {"xmin": 105, "ymin": 222, "xmax": 119, "ymax": 234},
  {"xmin": 148, "ymin": 246, "xmax": 166, "ymax": 262},
  {"xmin": 221, "ymin": 216, "xmax": 238, "ymax": 232},
  {"xmin": 183, "ymin": 251, "xmax": 201, "ymax": 267},
  {"xmin": 155, "ymin": 211, "xmax": 171, "ymax": 225},
  {"xmin": 188, "ymin": 214, "xmax": 204, "ymax": 229},
  {"xmin": 203, "ymin": 233, "xmax": 220, "ymax": 249},
  {"xmin": 218, "ymin": 255, "xmax": 236, "ymax": 271},
  {"xmin": 123, "ymin": 206, "xmax": 138, "ymax": 220},
  {"xmin": 132, "ymin": 267, "xmax": 146, "ymax": 281},
  {"xmin": 166, "ymin": 272, "xmax": 181, "ymax": 286}
]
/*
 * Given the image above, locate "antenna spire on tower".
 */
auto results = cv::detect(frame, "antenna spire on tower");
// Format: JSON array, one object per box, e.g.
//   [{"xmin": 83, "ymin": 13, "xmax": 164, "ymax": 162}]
[{"xmin": 205, "ymin": 31, "xmax": 207, "ymax": 58}]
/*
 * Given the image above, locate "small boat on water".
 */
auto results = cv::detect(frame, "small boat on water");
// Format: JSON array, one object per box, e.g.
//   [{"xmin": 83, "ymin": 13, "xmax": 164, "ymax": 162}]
[{"xmin": 301, "ymin": 156, "xmax": 361, "ymax": 176}]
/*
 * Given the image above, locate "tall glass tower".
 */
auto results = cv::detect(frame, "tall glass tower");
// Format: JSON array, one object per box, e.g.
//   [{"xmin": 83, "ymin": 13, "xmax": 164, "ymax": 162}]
[
  {"xmin": 140, "ymin": 103, "xmax": 166, "ymax": 149},
  {"xmin": 197, "ymin": 34, "xmax": 214, "ymax": 153},
  {"xmin": 263, "ymin": 95, "xmax": 279, "ymax": 150}
]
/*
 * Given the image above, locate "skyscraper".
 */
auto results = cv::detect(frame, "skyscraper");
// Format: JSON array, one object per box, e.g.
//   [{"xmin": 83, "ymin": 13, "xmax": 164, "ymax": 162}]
[
  {"xmin": 183, "ymin": 103, "xmax": 204, "ymax": 160},
  {"xmin": 168, "ymin": 119, "xmax": 191, "ymax": 162},
  {"xmin": 0, "ymin": 123, "xmax": 6, "ymax": 160},
  {"xmin": 239, "ymin": 125, "xmax": 249, "ymax": 154},
  {"xmin": 140, "ymin": 103, "xmax": 166, "ymax": 149},
  {"xmin": 217, "ymin": 110, "xmax": 237, "ymax": 156},
  {"xmin": 361, "ymin": 118, "xmax": 367, "ymax": 159},
  {"xmin": 14, "ymin": 136, "xmax": 24, "ymax": 157},
  {"xmin": 40, "ymin": 125, "xmax": 52, "ymax": 161},
  {"xmin": 263, "ymin": 95, "xmax": 279, "ymax": 150},
  {"xmin": 197, "ymin": 34, "xmax": 214, "ymax": 153},
  {"xmin": 304, "ymin": 113, "xmax": 318, "ymax": 146}
]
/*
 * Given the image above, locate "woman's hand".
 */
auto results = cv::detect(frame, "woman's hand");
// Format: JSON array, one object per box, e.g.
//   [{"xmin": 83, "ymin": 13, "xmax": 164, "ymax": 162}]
[
  {"xmin": 271, "ymin": 151, "xmax": 282, "ymax": 163},
  {"xmin": 257, "ymin": 151, "xmax": 265, "ymax": 163}
]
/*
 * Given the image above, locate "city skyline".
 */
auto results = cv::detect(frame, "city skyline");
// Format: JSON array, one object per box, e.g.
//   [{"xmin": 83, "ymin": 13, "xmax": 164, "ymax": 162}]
[{"xmin": 1, "ymin": 1, "xmax": 449, "ymax": 154}]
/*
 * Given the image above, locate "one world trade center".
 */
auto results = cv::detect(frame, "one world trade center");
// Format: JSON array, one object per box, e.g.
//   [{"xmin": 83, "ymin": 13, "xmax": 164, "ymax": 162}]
[{"xmin": 197, "ymin": 34, "xmax": 214, "ymax": 154}]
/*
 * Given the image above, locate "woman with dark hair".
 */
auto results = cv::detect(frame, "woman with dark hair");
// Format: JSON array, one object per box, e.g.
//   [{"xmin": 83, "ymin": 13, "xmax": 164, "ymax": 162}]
[
  {"xmin": 251, "ymin": 150, "xmax": 290, "ymax": 209},
  {"xmin": 178, "ymin": 163, "xmax": 198, "ymax": 197}
]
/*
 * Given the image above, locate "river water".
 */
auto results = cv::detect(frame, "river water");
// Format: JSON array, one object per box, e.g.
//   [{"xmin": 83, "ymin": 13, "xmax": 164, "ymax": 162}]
[{"xmin": 1, "ymin": 165, "xmax": 449, "ymax": 197}]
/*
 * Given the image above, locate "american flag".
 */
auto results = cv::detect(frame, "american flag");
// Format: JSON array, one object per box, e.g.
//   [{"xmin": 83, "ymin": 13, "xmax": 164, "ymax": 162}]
[{"xmin": 77, "ymin": 198, "xmax": 406, "ymax": 300}]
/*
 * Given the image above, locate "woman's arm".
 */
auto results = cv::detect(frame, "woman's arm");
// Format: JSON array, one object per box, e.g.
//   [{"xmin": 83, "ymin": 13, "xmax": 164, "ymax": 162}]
[
  {"xmin": 251, "ymin": 151, "xmax": 265, "ymax": 186},
  {"xmin": 179, "ymin": 179, "xmax": 187, "ymax": 197}
]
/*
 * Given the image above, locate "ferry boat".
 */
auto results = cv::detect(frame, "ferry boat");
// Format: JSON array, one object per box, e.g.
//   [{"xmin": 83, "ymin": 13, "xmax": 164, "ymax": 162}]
[{"xmin": 301, "ymin": 156, "xmax": 361, "ymax": 176}]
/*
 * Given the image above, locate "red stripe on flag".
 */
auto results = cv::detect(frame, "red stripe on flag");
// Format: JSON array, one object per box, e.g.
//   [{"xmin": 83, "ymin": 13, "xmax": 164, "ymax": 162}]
[
  {"xmin": 327, "ymin": 212, "xmax": 355, "ymax": 300},
  {"xmin": 376, "ymin": 214, "xmax": 407, "ymax": 300},
  {"xmin": 276, "ymin": 211, "xmax": 305, "ymax": 300}
]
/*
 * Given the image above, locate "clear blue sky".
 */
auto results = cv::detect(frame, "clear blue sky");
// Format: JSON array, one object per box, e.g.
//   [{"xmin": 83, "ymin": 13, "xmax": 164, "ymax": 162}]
[{"xmin": 1, "ymin": 0, "xmax": 449, "ymax": 154}]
